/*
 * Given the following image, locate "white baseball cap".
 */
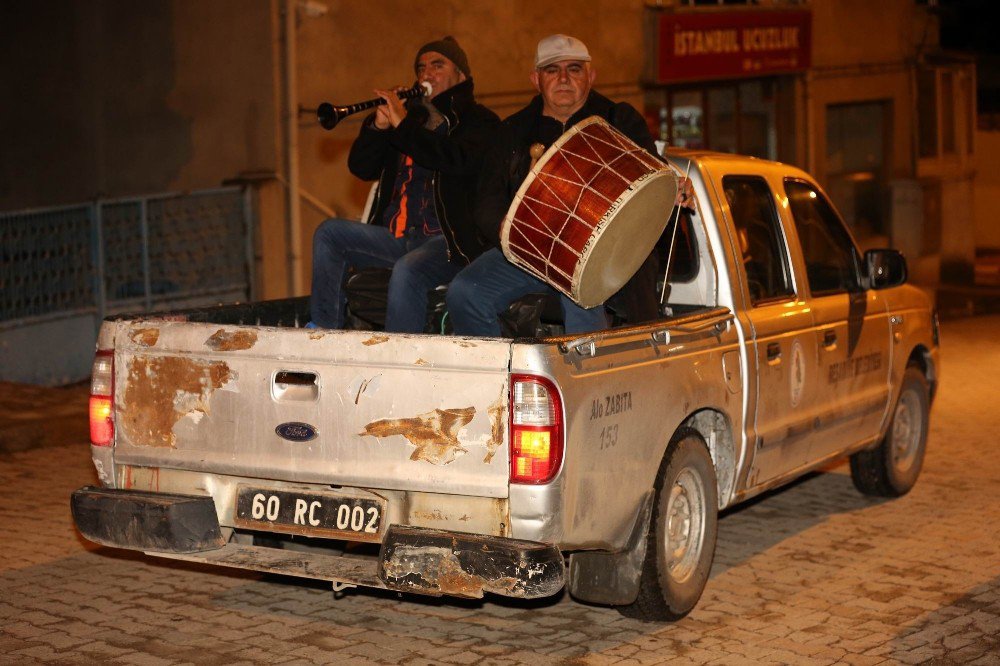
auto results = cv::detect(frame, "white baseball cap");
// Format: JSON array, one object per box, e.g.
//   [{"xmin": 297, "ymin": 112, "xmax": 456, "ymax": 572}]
[{"xmin": 534, "ymin": 34, "xmax": 591, "ymax": 69}]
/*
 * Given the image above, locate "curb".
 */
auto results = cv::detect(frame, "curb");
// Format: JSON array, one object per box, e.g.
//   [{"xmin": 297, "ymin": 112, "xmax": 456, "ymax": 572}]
[{"xmin": 936, "ymin": 285, "xmax": 1000, "ymax": 320}]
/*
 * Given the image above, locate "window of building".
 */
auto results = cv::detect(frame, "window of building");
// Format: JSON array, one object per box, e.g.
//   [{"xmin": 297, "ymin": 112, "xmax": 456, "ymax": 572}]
[
  {"xmin": 918, "ymin": 69, "xmax": 938, "ymax": 158},
  {"xmin": 917, "ymin": 61, "xmax": 976, "ymax": 162},
  {"xmin": 784, "ymin": 179, "xmax": 862, "ymax": 295},
  {"xmin": 646, "ymin": 78, "xmax": 785, "ymax": 160},
  {"xmin": 671, "ymin": 90, "xmax": 704, "ymax": 149},
  {"xmin": 941, "ymin": 71, "xmax": 956, "ymax": 154},
  {"xmin": 723, "ymin": 175, "xmax": 795, "ymax": 304},
  {"xmin": 739, "ymin": 80, "xmax": 777, "ymax": 160},
  {"xmin": 708, "ymin": 88, "xmax": 737, "ymax": 154},
  {"xmin": 824, "ymin": 101, "xmax": 888, "ymax": 246}
]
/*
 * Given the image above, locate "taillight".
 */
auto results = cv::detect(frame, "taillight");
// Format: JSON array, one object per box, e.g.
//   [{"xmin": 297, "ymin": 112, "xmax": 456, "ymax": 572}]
[
  {"xmin": 510, "ymin": 374, "xmax": 563, "ymax": 484},
  {"xmin": 89, "ymin": 350, "xmax": 114, "ymax": 446}
]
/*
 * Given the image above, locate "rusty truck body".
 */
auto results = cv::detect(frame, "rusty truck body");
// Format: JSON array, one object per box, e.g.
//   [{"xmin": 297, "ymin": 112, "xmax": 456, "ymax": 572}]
[{"xmin": 72, "ymin": 151, "xmax": 938, "ymax": 621}]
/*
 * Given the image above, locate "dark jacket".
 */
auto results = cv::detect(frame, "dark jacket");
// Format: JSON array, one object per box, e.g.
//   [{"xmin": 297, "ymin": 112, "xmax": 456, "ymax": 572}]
[
  {"xmin": 347, "ymin": 78, "xmax": 500, "ymax": 265},
  {"xmin": 475, "ymin": 90, "xmax": 663, "ymax": 322},
  {"xmin": 475, "ymin": 90, "xmax": 659, "ymax": 249}
]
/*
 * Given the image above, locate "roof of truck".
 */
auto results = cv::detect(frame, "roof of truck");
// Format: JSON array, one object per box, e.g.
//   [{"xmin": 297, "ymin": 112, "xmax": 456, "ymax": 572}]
[{"xmin": 665, "ymin": 148, "xmax": 813, "ymax": 182}]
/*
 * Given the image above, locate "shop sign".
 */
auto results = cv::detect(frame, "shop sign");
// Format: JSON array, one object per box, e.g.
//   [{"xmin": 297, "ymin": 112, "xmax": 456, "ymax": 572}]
[{"xmin": 656, "ymin": 10, "xmax": 811, "ymax": 83}]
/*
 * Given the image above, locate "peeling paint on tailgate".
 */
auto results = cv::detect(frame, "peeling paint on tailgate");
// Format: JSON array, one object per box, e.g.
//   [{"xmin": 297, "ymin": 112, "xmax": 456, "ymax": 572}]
[
  {"xmin": 485, "ymin": 388, "xmax": 506, "ymax": 463},
  {"xmin": 119, "ymin": 355, "xmax": 232, "ymax": 447},
  {"xmin": 206, "ymin": 329, "xmax": 257, "ymax": 351},
  {"xmin": 131, "ymin": 328, "xmax": 160, "ymax": 347},
  {"xmin": 361, "ymin": 407, "xmax": 476, "ymax": 465},
  {"xmin": 111, "ymin": 324, "xmax": 514, "ymax": 498}
]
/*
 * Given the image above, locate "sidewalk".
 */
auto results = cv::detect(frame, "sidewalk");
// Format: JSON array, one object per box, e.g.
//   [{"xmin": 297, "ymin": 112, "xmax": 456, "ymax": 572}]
[
  {"xmin": 0, "ymin": 381, "xmax": 90, "ymax": 454},
  {"xmin": 936, "ymin": 283, "xmax": 1000, "ymax": 319}
]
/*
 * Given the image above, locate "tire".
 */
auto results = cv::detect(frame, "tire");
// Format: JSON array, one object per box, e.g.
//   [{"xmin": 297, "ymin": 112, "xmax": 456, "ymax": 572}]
[
  {"xmin": 850, "ymin": 366, "xmax": 929, "ymax": 497},
  {"xmin": 618, "ymin": 428, "xmax": 719, "ymax": 622}
]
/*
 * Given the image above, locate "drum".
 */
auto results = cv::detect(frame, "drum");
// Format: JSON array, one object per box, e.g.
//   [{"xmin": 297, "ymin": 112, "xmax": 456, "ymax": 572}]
[{"xmin": 500, "ymin": 116, "xmax": 677, "ymax": 308}]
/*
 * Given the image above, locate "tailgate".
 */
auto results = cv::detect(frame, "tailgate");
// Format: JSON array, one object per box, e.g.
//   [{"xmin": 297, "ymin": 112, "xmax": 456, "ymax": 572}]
[{"xmin": 111, "ymin": 322, "xmax": 513, "ymax": 498}]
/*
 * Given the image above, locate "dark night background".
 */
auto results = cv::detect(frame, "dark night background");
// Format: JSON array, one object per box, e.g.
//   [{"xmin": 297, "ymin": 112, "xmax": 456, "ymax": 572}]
[{"xmin": 938, "ymin": 0, "xmax": 1000, "ymax": 114}]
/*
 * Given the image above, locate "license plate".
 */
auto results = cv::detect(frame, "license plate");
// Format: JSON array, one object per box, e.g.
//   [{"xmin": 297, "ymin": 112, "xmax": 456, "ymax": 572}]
[{"xmin": 234, "ymin": 486, "xmax": 384, "ymax": 542}]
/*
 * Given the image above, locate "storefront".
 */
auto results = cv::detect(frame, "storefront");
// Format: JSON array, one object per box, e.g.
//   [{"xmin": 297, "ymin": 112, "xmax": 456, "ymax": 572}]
[
  {"xmin": 642, "ymin": 6, "xmax": 926, "ymax": 260},
  {"xmin": 643, "ymin": 9, "xmax": 809, "ymax": 165}
]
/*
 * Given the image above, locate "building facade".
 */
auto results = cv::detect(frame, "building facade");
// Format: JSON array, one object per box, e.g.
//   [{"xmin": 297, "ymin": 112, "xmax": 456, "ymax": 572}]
[
  {"xmin": 640, "ymin": 0, "xmax": 975, "ymax": 287},
  {"xmin": 3, "ymin": 0, "xmax": 976, "ymax": 298}
]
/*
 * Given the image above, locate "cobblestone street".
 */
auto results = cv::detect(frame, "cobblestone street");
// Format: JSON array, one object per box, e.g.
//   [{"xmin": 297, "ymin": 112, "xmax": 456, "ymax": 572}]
[{"xmin": 1, "ymin": 316, "xmax": 999, "ymax": 665}]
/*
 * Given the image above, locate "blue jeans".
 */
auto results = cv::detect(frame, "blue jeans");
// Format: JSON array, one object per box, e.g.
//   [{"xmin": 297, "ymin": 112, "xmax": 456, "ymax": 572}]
[
  {"xmin": 310, "ymin": 218, "xmax": 458, "ymax": 332},
  {"xmin": 446, "ymin": 248, "xmax": 608, "ymax": 337}
]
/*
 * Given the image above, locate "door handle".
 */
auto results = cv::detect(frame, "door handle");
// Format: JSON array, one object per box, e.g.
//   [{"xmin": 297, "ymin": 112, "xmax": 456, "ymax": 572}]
[
  {"xmin": 823, "ymin": 329, "xmax": 837, "ymax": 349},
  {"xmin": 766, "ymin": 342, "xmax": 782, "ymax": 364},
  {"xmin": 273, "ymin": 371, "xmax": 319, "ymax": 401}
]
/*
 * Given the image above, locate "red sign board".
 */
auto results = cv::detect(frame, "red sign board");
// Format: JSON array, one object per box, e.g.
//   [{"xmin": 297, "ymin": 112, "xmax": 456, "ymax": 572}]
[{"xmin": 656, "ymin": 10, "xmax": 811, "ymax": 83}]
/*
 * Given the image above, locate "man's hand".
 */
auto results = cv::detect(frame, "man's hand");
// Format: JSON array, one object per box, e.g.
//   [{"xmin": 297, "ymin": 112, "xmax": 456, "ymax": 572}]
[
  {"xmin": 373, "ymin": 87, "xmax": 408, "ymax": 129},
  {"xmin": 675, "ymin": 176, "xmax": 695, "ymax": 210}
]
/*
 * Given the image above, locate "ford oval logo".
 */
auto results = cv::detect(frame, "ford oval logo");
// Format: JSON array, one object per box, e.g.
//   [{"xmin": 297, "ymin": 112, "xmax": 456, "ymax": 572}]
[{"xmin": 275, "ymin": 422, "xmax": 317, "ymax": 442}]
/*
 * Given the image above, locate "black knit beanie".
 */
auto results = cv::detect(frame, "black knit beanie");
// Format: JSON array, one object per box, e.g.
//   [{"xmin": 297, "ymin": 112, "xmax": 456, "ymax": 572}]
[{"xmin": 414, "ymin": 36, "xmax": 471, "ymax": 79}]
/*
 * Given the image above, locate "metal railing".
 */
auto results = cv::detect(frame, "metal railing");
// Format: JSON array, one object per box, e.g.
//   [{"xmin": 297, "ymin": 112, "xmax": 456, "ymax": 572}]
[
  {"xmin": 1, "ymin": 187, "xmax": 254, "ymax": 328},
  {"xmin": 1, "ymin": 187, "xmax": 254, "ymax": 384}
]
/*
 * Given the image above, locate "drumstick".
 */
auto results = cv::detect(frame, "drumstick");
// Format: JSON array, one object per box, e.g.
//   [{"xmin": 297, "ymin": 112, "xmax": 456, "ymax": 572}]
[
  {"xmin": 529, "ymin": 143, "xmax": 545, "ymax": 170},
  {"xmin": 659, "ymin": 161, "xmax": 693, "ymax": 307}
]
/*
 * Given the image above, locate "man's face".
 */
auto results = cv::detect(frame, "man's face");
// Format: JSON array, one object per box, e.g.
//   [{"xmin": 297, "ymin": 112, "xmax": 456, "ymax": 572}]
[
  {"xmin": 415, "ymin": 51, "xmax": 466, "ymax": 98},
  {"xmin": 530, "ymin": 60, "xmax": 595, "ymax": 118}
]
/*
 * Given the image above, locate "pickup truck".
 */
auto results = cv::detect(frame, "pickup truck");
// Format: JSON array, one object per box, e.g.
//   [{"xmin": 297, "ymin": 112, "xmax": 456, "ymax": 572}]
[{"xmin": 72, "ymin": 149, "xmax": 938, "ymax": 622}]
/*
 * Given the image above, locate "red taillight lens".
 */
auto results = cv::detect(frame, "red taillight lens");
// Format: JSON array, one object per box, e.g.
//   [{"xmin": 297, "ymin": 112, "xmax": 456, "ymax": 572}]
[
  {"xmin": 89, "ymin": 396, "xmax": 113, "ymax": 445},
  {"xmin": 510, "ymin": 375, "xmax": 563, "ymax": 484},
  {"xmin": 90, "ymin": 351, "xmax": 114, "ymax": 446}
]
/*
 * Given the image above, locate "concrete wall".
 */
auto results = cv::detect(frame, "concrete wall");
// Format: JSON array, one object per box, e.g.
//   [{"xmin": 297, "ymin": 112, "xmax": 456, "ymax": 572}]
[
  {"xmin": 811, "ymin": 0, "xmax": 924, "ymax": 70},
  {"xmin": 0, "ymin": 0, "xmax": 279, "ymax": 210}
]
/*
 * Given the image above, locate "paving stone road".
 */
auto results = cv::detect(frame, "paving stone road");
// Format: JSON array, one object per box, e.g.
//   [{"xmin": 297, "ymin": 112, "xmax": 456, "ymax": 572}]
[{"xmin": 1, "ymin": 316, "xmax": 999, "ymax": 665}]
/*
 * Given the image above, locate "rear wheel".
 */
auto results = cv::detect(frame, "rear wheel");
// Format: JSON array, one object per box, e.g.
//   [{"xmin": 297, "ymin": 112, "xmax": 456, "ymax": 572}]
[
  {"xmin": 619, "ymin": 429, "xmax": 718, "ymax": 621},
  {"xmin": 850, "ymin": 366, "xmax": 929, "ymax": 497}
]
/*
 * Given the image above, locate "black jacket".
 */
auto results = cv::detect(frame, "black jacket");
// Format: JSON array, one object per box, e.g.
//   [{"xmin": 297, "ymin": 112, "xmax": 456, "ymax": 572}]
[
  {"xmin": 475, "ymin": 90, "xmax": 659, "ymax": 249},
  {"xmin": 347, "ymin": 78, "xmax": 500, "ymax": 265},
  {"xmin": 474, "ymin": 91, "xmax": 663, "ymax": 322}
]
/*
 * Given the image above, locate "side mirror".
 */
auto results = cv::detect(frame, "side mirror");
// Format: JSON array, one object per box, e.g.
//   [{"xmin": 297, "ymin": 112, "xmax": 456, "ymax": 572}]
[{"xmin": 865, "ymin": 249, "xmax": 907, "ymax": 289}]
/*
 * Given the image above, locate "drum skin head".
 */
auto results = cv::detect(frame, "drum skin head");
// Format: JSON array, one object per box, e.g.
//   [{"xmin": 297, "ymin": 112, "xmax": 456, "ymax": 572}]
[
  {"xmin": 574, "ymin": 169, "xmax": 676, "ymax": 307},
  {"xmin": 501, "ymin": 116, "xmax": 678, "ymax": 308}
]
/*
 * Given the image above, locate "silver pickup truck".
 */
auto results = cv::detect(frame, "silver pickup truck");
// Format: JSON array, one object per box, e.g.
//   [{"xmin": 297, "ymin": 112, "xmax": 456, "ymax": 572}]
[{"xmin": 72, "ymin": 150, "xmax": 938, "ymax": 622}]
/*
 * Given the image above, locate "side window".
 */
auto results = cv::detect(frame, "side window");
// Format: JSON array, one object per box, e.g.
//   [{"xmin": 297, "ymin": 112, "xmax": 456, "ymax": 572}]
[
  {"xmin": 657, "ymin": 209, "xmax": 699, "ymax": 283},
  {"xmin": 784, "ymin": 179, "xmax": 862, "ymax": 294},
  {"xmin": 723, "ymin": 176, "xmax": 794, "ymax": 305}
]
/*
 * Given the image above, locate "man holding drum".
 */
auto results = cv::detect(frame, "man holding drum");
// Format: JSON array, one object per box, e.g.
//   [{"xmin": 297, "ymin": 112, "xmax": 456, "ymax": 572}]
[
  {"xmin": 309, "ymin": 37, "xmax": 499, "ymax": 331},
  {"xmin": 446, "ymin": 34, "xmax": 677, "ymax": 337}
]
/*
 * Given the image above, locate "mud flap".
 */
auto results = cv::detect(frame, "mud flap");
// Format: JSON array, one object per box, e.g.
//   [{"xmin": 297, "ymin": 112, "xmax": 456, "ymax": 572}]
[
  {"xmin": 71, "ymin": 486, "xmax": 225, "ymax": 553},
  {"xmin": 378, "ymin": 525, "xmax": 565, "ymax": 599},
  {"xmin": 566, "ymin": 492, "xmax": 653, "ymax": 605}
]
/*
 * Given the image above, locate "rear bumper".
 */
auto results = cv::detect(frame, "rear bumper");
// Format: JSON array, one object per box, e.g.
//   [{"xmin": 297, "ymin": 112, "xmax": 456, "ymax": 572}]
[
  {"xmin": 70, "ymin": 486, "xmax": 565, "ymax": 599},
  {"xmin": 71, "ymin": 486, "xmax": 225, "ymax": 553},
  {"xmin": 380, "ymin": 525, "xmax": 565, "ymax": 599}
]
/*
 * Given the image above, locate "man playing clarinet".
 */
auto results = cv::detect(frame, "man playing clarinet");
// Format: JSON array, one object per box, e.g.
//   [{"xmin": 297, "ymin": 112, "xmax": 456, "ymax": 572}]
[{"xmin": 309, "ymin": 36, "xmax": 499, "ymax": 332}]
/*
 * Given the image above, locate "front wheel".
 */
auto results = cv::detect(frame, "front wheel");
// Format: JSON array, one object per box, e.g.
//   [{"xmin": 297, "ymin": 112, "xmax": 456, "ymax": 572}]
[
  {"xmin": 850, "ymin": 366, "xmax": 930, "ymax": 497},
  {"xmin": 619, "ymin": 429, "xmax": 718, "ymax": 621}
]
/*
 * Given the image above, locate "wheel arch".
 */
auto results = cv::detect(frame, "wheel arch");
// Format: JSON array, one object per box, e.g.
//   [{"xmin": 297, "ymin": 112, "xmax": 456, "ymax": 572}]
[
  {"xmin": 907, "ymin": 344, "xmax": 937, "ymax": 402},
  {"xmin": 679, "ymin": 408, "xmax": 736, "ymax": 510}
]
